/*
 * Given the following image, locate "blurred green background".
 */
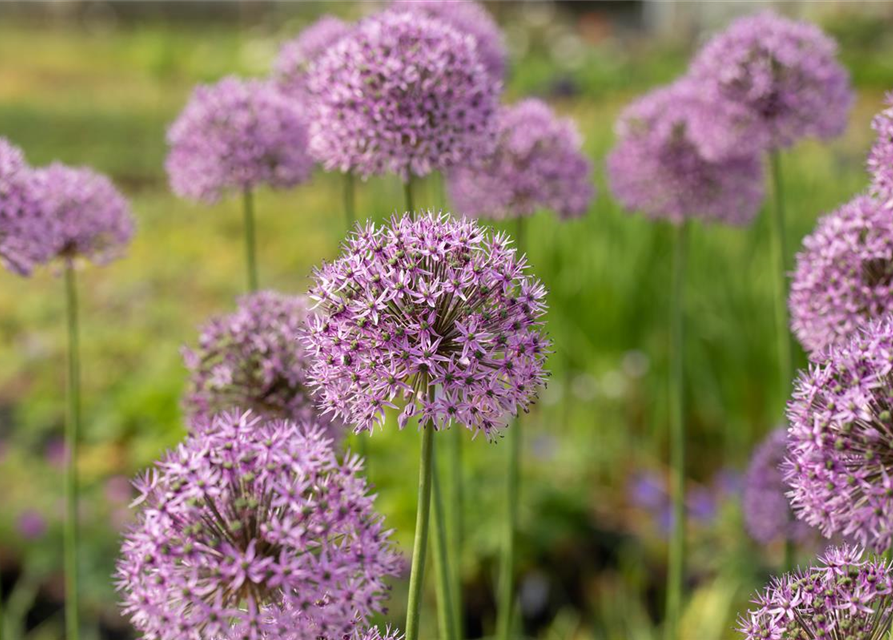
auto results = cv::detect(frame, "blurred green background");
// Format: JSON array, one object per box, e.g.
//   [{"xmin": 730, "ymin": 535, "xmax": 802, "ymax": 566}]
[{"xmin": 2, "ymin": 2, "xmax": 893, "ymax": 639}]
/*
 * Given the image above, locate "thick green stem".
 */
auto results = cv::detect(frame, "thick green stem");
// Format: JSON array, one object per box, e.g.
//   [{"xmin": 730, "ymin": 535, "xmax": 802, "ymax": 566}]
[
  {"xmin": 496, "ymin": 415, "xmax": 521, "ymax": 640},
  {"xmin": 432, "ymin": 448, "xmax": 458, "ymax": 640},
  {"xmin": 404, "ymin": 178, "xmax": 415, "ymax": 213},
  {"xmin": 64, "ymin": 262, "xmax": 81, "ymax": 640},
  {"xmin": 405, "ymin": 424, "xmax": 435, "ymax": 640},
  {"xmin": 665, "ymin": 221, "xmax": 688, "ymax": 640},
  {"xmin": 769, "ymin": 151, "xmax": 792, "ymax": 413},
  {"xmin": 243, "ymin": 188, "xmax": 258, "ymax": 292},
  {"xmin": 446, "ymin": 426, "xmax": 464, "ymax": 635},
  {"xmin": 343, "ymin": 171, "xmax": 356, "ymax": 232}
]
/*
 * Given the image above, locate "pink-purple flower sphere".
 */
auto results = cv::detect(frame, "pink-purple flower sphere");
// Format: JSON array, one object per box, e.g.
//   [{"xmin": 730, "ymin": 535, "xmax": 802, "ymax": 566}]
[
  {"xmin": 275, "ymin": 16, "xmax": 353, "ymax": 98},
  {"xmin": 869, "ymin": 92, "xmax": 893, "ymax": 203},
  {"xmin": 305, "ymin": 10, "xmax": 500, "ymax": 181},
  {"xmin": 116, "ymin": 410, "xmax": 400, "ymax": 640},
  {"xmin": 448, "ymin": 99, "xmax": 594, "ymax": 220},
  {"xmin": 789, "ymin": 195, "xmax": 893, "ymax": 357},
  {"xmin": 304, "ymin": 211, "xmax": 550, "ymax": 440},
  {"xmin": 690, "ymin": 11, "xmax": 853, "ymax": 151},
  {"xmin": 166, "ymin": 76, "xmax": 313, "ymax": 203},
  {"xmin": 0, "ymin": 138, "xmax": 53, "ymax": 275}
]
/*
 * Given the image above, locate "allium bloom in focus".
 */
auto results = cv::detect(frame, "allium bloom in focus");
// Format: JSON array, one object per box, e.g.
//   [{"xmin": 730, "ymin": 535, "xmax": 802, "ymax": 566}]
[
  {"xmin": 606, "ymin": 81, "xmax": 765, "ymax": 225},
  {"xmin": 116, "ymin": 410, "xmax": 400, "ymax": 640},
  {"xmin": 33, "ymin": 163, "xmax": 134, "ymax": 264},
  {"xmin": 182, "ymin": 291, "xmax": 340, "ymax": 435},
  {"xmin": 304, "ymin": 211, "xmax": 549, "ymax": 439},
  {"xmin": 166, "ymin": 77, "xmax": 313, "ymax": 203},
  {"xmin": 390, "ymin": 0, "xmax": 507, "ymax": 81},
  {"xmin": 448, "ymin": 99, "xmax": 595, "ymax": 220},
  {"xmin": 690, "ymin": 11, "xmax": 852, "ymax": 151},
  {"xmin": 306, "ymin": 10, "xmax": 500, "ymax": 181},
  {"xmin": 789, "ymin": 195, "xmax": 893, "ymax": 356},
  {"xmin": 275, "ymin": 16, "xmax": 353, "ymax": 98},
  {"xmin": 0, "ymin": 138, "xmax": 53, "ymax": 275},
  {"xmin": 737, "ymin": 546, "xmax": 893, "ymax": 639},
  {"xmin": 784, "ymin": 317, "xmax": 893, "ymax": 551},
  {"xmin": 869, "ymin": 93, "xmax": 893, "ymax": 203}
]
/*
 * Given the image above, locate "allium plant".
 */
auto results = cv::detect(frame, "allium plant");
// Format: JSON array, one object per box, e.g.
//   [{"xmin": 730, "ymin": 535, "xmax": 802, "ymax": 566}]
[
  {"xmin": 304, "ymin": 211, "xmax": 550, "ymax": 440},
  {"xmin": 690, "ymin": 10, "xmax": 853, "ymax": 151},
  {"xmin": 869, "ymin": 92, "xmax": 893, "ymax": 203},
  {"xmin": 737, "ymin": 546, "xmax": 893, "ymax": 640},
  {"xmin": 447, "ymin": 99, "xmax": 595, "ymax": 221},
  {"xmin": 116, "ymin": 410, "xmax": 400, "ymax": 640},
  {"xmin": 784, "ymin": 316, "xmax": 893, "ymax": 552},
  {"xmin": 0, "ymin": 138, "xmax": 53, "ymax": 276},
  {"xmin": 789, "ymin": 195, "xmax": 893, "ymax": 357},
  {"xmin": 274, "ymin": 16, "xmax": 353, "ymax": 99},
  {"xmin": 305, "ymin": 10, "xmax": 500, "ymax": 181}
]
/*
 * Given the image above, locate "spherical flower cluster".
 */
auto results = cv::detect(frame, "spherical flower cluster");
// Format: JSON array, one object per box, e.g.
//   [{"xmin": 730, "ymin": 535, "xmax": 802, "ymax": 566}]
[
  {"xmin": 390, "ymin": 0, "xmax": 506, "ymax": 81},
  {"xmin": 737, "ymin": 546, "xmax": 893, "ymax": 639},
  {"xmin": 32, "ymin": 163, "xmax": 134, "ymax": 264},
  {"xmin": 305, "ymin": 10, "xmax": 500, "ymax": 181},
  {"xmin": 0, "ymin": 138, "xmax": 53, "ymax": 276},
  {"xmin": 166, "ymin": 77, "xmax": 313, "ymax": 203},
  {"xmin": 447, "ymin": 99, "xmax": 594, "ymax": 220},
  {"xmin": 743, "ymin": 428, "xmax": 813, "ymax": 545},
  {"xmin": 606, "ymin": 80, "xmax": 765, "ymax": 225},
  {"xmin": 784, "ymin": 316, "xmax": 893, "ymax": 552},
  {"xmin": 116, "ymin": 410, "xmax": 400, "ymax": 640},
  {"xmin": 275, "ymin": 16, "xmax": 353, "ymax": 98},
  {"xmin": 182, "ymin": 291, "xmax": 340, "ymax": 436},
  {"xmin": 690, "ymin": 11, "xmax": 853, "ymax": 151},
  {"xmin": 789, "ymin": 195, "xmax": 893, "ymax": 357},
  {"xmin": 304, "ymin": 211, "xmax": 550, "ymax": 440},
  {"xmin": 869, "ymin": 93, "xmax": 893, "ymax": 203}
]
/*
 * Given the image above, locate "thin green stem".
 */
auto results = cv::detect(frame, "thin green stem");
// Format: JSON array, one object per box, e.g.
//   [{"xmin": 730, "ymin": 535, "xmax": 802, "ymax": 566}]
[
  {"xmin": 343, "ymin": 171, "xmax": 356, "ymax": 232},
  {"xmin": 446, "ymin": 426, "xmax": 464, "ymax": 635},
  {"xmin": 665, "ymin": 221, "xmax": 688, "ymax": 640},
  {"xmin": 405, "ymin": 423, "xmax": 435, "ymax": 640},
  {"xmin": 243, "ymin": 188, "xmax": 258, "ymax": 292},
  {"xmin": 404, "ymin": 178, "xmax": 415, "ymax": 213},
  {"xmin": 769, "ymin": 151, "xmax": 792, "ymax": 413},
  {"xmin": 64, "ymin": 262, "xmax": 81, "ymax": 640},
  {"xmin": 496, "ymin": 413, "xmax": 520, "ymax": 640},
  {"xmin": 432, "ymin": 447, "xmax": 458, "ymax": 640}
]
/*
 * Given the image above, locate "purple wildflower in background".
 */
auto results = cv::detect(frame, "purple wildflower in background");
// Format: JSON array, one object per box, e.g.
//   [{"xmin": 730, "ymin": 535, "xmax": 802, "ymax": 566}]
[
  {"xmin": 789, "ymin": 195, "xmax": 893, "ymax": 357},
  {"xmin": 17, "ymin": 509, "xmax": 48, "ymax": 540},
  {"xmin": 784, "ymin": 316, "xmax": 893, "ymax": 552},
  {"xmin": 182, "ymin": 291, "xmax": 340, "ymax": 436},
  {"xmin": 274, "ymin": 16, "xmax": 353, "ymax": 99},
  {"xmin": 869, "ymin": 93, "xmax": 893, "ymax": 203},
  {"xmin": 390, "ymin": 0, "xmax": 507, "ymax": 81},
  {"xmin": 737, "ymin": 546, "xmax": 893, "ymax": 639},
  {"xmin": 116, "ymin": 410, "xmax": 400, "ymax": 640},
  {"xmin": 447, "ymin": 99, "xmax": 594, "ymax": 220},
  {"xmin": 606, "ymin": 80, "xmax": 765, "ymax": 225},
  {"xmin": 690, "ymin": 11, "xmax": 852, "ymax": 151},
  {"xmin": 32, "ymin": 163, "xmax": 134, "ymax": 264},
  {"xmin": 304, "ymin": 211, "xmax": 549, "ymax": 440},
  {"xmin": 0, "ymin": 138, "xmax": 55, "ymax": 275},
  {"xmin": 305, "ymin": 10, "xmax": 500, "ymax": 181},
  {"xmin": 166, "ymin": 77, "xmax": 313, "ymax": 203}
]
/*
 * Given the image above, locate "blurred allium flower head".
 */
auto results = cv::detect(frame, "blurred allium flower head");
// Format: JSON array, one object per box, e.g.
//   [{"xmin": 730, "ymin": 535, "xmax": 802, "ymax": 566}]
[
  {"xmin": 166, "ymin": 76, "xmax": 313, "ymax": 203},
  {"xmin": 784, "ymin": 316, "xmax": 893, "ymax": 552},
  {"xmin": 305, "ymin": 10, "xmax": 500, "ymax": 181},
  {"xmin": 606, "ymin": 80, "xmax": 765, "ymax": 225},
  {"xmin": 33, "ymin": 163, "xmax": 134, "ymax": 265},
  {"xmin": 182, "ymin": 291, "xmax": 341, "ymax": 436},
  {"xmin": 743, "ymin": 428, "xmax": 813, "ymax": 545},
  {"xmin": 17, "ymin": 509, "xmax": 48, "ymax": 540},
  {"xmin": 690, "ymin": 10, "xmax": 853, "ymax": 150},
  {"xmin": 789, "ymin": 195, "xmax": 893, "ymax": 357},
  {"xmin": 116, "ymin": 410, "xmax": 400, "ymax": 640},
  {"xmin": 304, "ymin": 211, "xmax": 550, "ymax": 440},
  {"xmin": 275, "ymin": 16, "xmax": 353, "ymax": 98},
  {"xmin": 0, "ymin": 138, "xmax": 55, "ymax": 275},
  {"xmin": 737, "ymin": 546, "xmax": 893, "ymax": 639},
  {"xmin": 869, "ymin": 92, "xmax": 893, "ymax": 203},
  {"xmin": 447, "ymin": 99, "xmax": 595, "ymax": 220},
  {"xmin": 390, "ymin": 0, "xmax": 507, "ymax": 81}
]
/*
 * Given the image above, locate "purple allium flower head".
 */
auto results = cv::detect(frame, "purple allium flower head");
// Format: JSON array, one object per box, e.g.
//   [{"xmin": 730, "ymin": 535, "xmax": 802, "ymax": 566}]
[
  {"xmin": 32, "ymin": 163, "xmax": 134, "ymax": 265},
  {"xmin": 116, "ymin": 410, "xmax": 400, "ymax": 640},
  {"xmin": 743, "ymin": 428, "xmax": 813, "ymax": 545},
  {"xmin": 606, "ymin": 80, "xmax": 765, "ymax": 225},
  {"xmin": 305, "ymin": 10, "xmax": 500, "ymax": 182},
  {"xmin": 0, "ymin": 138, "xmax": 55, "ymax": 275},
  {"xmin": 17, "ymin": 509, "xmax": 48, "ymax": 540},
  {"xmin": 182, "ymin": 291, "xmax": 340, "ymax": 437},
  {"xmin": 304, "ymin": 211, "xmax": 550, "ymax": 440},
  {"xmin": 784, "ymin": 316, "xmax": 893, "ymax": 552},
  {"xmin": 275, "ymin": 16, "xmax": 353, "ymax": 99},
  {"xmin": 736, "ymin": 545, "xmax": 893, "ymax": 639},
  {"xmin": 447, "ymin": 99, "xmax": 595, "ymax": 220},
  {"xmin": 166, "ymin": 77, "xmax": 313, "ymax": 204},
  {"xmin": 690, "ymin": 11, "xmax": 853, "ymax": 151},
  {"xmin": 789, "ymin": 195, "xmax": 893, "ymax": 357},
  {"xmin": 869, "ymin": 93, "xmax": 893, "ymax": 204},
  {"xmin": 390, "ymin": 0, "xmax": 507, "ymax": 81}
]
